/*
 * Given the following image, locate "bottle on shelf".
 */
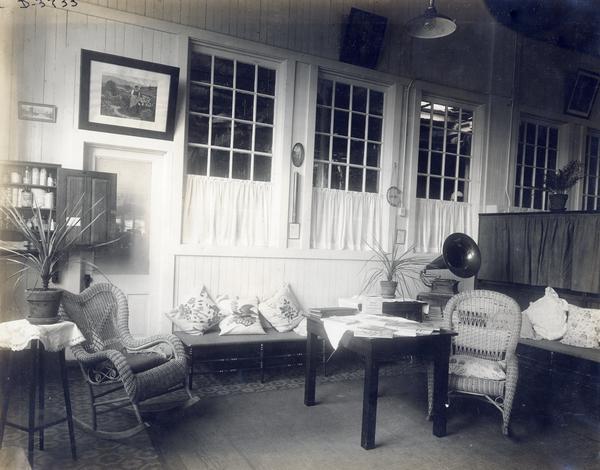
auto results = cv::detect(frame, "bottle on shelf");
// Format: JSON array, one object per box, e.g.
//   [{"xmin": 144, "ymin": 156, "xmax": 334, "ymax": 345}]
[
  {"xmin": 20, "ymin": 189, "xmax": 33, "ymax": 208},
  {"xmin": 39, "ymin": 167, "xmax": 47, "ymax": 186},
  {"xmin": 23, "ymin": 166, "xmax": 31, "ymax": 185},
  {"xmin": 32, "ymin": 167, "xmax": 40, "ymax": 185},
  {"xmin": 47, "ymin": 172, "xmax": 54, "ymax": 187}
]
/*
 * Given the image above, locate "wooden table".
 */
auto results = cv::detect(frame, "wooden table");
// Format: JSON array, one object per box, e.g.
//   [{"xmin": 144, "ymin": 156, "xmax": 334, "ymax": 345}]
[{"xmin": 303, "ymin": 316, "xmax": 456, "ymax": 450}]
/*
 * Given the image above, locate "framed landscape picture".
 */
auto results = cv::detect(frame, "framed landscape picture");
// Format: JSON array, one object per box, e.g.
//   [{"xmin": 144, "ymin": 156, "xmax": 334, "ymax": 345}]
[{"xmin": 79, "ymin": 49, "xmax": 179, "ymax": 140}]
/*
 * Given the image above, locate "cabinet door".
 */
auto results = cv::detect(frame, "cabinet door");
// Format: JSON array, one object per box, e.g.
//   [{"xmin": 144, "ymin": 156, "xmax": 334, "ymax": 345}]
[{"xmin": 56, "ymin": 169, "xmax": 117, "ymax": 245}]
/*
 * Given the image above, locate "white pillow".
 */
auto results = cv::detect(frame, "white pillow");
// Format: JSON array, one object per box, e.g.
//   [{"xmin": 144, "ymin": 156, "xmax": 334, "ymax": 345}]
[
  {"xmin": 449, "ymin": 354, "xmax": 506, "ymax": 380},
  {"xmin": 561, "ymin": 305, "xmax": 600, "ymax": 349},
  {"xmin": 164, "ymin": 286, "xmax": 221, "ymax": 335},
  {"xmin": 523, "ymin": 287, "xmax": 568, "ymax": 340},
  {"xmin": 520, "ymin": 311, "xmax": 538, "ymax": 339},
  {"xmin": 292, "ymin": 318, "xmax": 307, "ymax": 337},
  {"xmin": 217, "ymin": 295, "xmax": 265, "ymax": 335},
  {"xmin": 258, "ymin": 283, "xmax": 304, "ymax": 332}
]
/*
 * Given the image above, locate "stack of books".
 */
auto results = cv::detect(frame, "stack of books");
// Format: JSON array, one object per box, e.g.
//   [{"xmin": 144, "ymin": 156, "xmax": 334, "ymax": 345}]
[{"xmin": 304, "ymin": 307, "xmax": 358, "ymax": 320}]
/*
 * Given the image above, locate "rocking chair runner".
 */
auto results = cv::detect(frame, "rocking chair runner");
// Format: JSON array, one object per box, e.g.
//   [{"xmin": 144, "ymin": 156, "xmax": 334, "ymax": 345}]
[
  {"xmin": 60, "ymin": 283, "xmax": 198, "ymax": 439},
  {"xmin": 427, "ymin": 290, "xmax": 522, "ymax": 435}
]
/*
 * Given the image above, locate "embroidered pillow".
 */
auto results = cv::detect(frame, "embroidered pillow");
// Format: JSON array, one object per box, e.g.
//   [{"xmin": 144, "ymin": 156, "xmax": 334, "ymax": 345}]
[
  {"xmin": 449, "ymin": 354, "xmax": 506, "ymax": 381},
  {"xmin": 164, "ymin": 286, "xmax": 221, "ymax": 335},
  {"xmin": 217, "ymin": 296, "xmax": 265, "ymax": 335},
  {"xmin": 523, "ymin": 287, "xmax": 568, "ymax": 340},
  {"xmin": 561, "ymin": 305, "xmax": 600, "ymax": 349},
  {"xmin": 258, "ymin": 284, "xmax": 304, "ymax": 332}
]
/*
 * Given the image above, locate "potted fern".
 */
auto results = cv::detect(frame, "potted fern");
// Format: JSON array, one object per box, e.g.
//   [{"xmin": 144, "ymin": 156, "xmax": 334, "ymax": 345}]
[
  {"xmin": 362, "ymin": 240, "xmax": 430, "ymax": 299},
  {"xmin": 545, "ymin": 160, "xmax": 584, "ymax": 211},
  {"xmin": 0, "ymin": 196, "xmax": 105, "ymax": 324}
]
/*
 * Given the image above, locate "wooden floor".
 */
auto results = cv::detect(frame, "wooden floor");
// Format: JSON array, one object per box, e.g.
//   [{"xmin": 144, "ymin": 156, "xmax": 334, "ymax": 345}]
[{"xmin": 147, "ymin": 371, "xmax": 600, "ymax": 470}]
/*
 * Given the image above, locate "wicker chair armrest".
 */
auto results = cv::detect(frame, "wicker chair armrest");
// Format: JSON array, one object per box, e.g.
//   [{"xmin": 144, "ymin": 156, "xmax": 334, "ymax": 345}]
[
  {"xmin": 505, "ymin": 354, "xmax": 519, "ymax": 375},
  {"xmin": 70, "ymin": 344, "xmax": 132, "ymax": 374},
  {"xmin": 123, "ymin": 334, "xmax": 186, "ymax": 358}
]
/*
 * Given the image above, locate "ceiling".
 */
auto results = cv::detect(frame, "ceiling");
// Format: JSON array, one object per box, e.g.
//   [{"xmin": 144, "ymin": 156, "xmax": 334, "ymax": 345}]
[{"xmin": 483, "ymin": 0, "xmax": 600, "ymax": 57}]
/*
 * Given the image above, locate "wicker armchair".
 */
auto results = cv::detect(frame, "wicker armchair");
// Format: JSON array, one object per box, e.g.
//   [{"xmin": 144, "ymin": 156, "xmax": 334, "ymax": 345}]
[
  {"xmin": 427, "ymin": 290, "xmax": 521, "ymax": 435},
  {"xmin": 60, "ymin": 283, "xmax": 198, "ymax": 439}
]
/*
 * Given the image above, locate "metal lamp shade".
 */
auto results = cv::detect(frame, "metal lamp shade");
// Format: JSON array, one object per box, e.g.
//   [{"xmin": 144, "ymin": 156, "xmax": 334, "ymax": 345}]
[{"xmin": 405, "ymin": 2, "xmax": 456, "ymax": 39}]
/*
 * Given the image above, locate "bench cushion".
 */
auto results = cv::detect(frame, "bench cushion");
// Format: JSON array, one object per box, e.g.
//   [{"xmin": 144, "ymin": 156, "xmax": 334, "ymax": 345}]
[{"xmin": 175, "ymin": 328, "xmax": 305, "ymax": 348}]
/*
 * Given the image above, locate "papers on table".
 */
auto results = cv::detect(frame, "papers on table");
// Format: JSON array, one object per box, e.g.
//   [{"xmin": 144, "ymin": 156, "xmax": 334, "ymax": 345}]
[{"xmin": 322, "ymin": 313, "xmax": 439, "ymax": 349}]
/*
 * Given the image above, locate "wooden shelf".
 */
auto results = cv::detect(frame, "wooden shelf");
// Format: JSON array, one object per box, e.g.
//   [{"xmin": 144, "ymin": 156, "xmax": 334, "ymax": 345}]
[{"xmin": 0, "ymin": 183, "xmax": 57, "ymax": 190}]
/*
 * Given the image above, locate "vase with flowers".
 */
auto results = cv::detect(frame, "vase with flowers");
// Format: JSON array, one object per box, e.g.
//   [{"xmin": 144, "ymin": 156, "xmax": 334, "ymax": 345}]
[{"xmin": 545, "ymin": 160, "xmax": 584, "ymax": 211}]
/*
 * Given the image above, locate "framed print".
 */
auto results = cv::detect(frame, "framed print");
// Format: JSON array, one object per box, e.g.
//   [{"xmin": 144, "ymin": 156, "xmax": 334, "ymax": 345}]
[
  {"xmin": 18, "ymin": 102, "xmax": 57, "ymax": 122},
  {"xmin": 291, "ymin": 142, "xmax": 305, "ymax": 167},
  {"xmin": 565, "ymin": 69, "xmax": 600, "ymax": 119},
  {"xmin": 79, "ymin": 49, "xmax": 179, "ymax": 140}
]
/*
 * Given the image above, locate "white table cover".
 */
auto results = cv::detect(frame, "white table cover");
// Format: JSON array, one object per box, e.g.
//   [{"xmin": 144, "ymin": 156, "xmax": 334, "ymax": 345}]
[{"xmin": 0, "ymin": 319, "xmax": 85, "ymax": 352}]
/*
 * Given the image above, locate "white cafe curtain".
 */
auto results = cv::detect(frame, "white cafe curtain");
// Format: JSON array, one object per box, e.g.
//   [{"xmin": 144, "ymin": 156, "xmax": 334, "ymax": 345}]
[
  {"xmin": 310, "ymin": 188, "xmax": 384, "ymax": 250},
  {"xmin": 182, "ymin": 175, "xmax": 271, "ymax": 247},
  {"xmin": 414, "ymin": 199, "xmax": 478, "ymax": 253}
]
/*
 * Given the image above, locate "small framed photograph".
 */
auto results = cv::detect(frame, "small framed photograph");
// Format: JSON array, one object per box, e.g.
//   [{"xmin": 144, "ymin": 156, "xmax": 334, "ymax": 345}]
[
  {"xmin": 565, "ymin": 69, "xmax": 600, "ymax": 119},
  {"xmin": 18, "ymin": 102, "xmax": 57, "ymax": 123},
  {"xmin": 79, "ymin": 49, "xmax": 179, "ymax": 140}
]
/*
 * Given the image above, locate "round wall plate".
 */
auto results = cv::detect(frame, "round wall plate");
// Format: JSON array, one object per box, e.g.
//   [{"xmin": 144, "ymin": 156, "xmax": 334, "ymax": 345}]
[
  {"xmin": 291, "ymin": 142, "xmax": 305, "ymax": 167},
  {"xmin": 386, "ymin": 186, "xmax": 402, "ymax": 207}
]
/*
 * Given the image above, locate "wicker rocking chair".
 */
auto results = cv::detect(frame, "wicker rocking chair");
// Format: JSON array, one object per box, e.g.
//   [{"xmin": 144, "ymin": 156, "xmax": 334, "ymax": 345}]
[
  {"xmin": 427, "ymin": 290, "xmax": 521, "ymax": 435},
  {"xmin": 60, "ymin": 283, "xmax": 198, "ymax": 439}
]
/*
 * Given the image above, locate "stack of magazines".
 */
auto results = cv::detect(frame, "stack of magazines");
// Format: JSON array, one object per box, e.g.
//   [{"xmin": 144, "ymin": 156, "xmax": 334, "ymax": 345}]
[{"xmin": 304, "ymin": 307, "xmax": 358, "ymax": 320}]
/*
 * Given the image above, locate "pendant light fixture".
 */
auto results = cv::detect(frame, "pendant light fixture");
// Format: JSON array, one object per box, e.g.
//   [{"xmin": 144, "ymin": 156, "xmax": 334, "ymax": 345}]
[{"xmin": 405, "ymin": 0, "xmax": 456, "ymax": 39}]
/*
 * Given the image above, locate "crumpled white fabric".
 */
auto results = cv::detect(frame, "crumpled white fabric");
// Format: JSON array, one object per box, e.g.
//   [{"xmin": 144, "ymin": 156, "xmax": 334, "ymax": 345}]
[
  {"xmin": 0, "ymin": 319, "xmax": 85, "ymax": 352},
  {"xmin": 523, "ymin": 287, "xmax": 568, "ymax": 340}
]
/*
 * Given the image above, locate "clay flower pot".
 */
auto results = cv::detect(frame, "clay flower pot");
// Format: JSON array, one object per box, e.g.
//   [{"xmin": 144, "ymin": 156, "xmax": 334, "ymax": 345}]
[{"xmin": 26, "ymin": 288, "xmax": 63, "ymax": 325}]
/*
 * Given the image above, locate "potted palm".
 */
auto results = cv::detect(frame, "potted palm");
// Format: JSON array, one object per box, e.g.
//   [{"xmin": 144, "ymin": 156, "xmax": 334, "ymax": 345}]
[
  {"xmin": 0, "ymin": 196, "xmax": 105, "ymax": 324},
  {"xmin": 362, "ymin": 240, "xmax": 430, "ymax": 299},
  {"xmin": 545, "ymin": 160, "xmax": 584, "ymax": 211}
]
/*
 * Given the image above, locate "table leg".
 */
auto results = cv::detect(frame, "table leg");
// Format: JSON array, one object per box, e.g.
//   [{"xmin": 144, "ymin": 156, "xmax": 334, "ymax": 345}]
[
  {"xmin": 37, "ymin": 344, "xmax": 45, "ymax": 451},
  {"xmin": 432, "ymin": 335, "xmax": 451, "ymax": 437},
  {"xmin": 304, "ymin": 331, "xmax": 319, "ymax": 406},
  {"xmin": 361, "ymin": 352, "xmax": 379, "ymax": 450},
  {"xmin": 28, "ymin": 340, "xmax": 39, "ymax": 466},
  {"xmin": 58, "ymin": 350, "xmax": 77, "ymax": 460},
  {"xmin": 0, "ymin": 351, "xmax": 14, "ymax": 448}
]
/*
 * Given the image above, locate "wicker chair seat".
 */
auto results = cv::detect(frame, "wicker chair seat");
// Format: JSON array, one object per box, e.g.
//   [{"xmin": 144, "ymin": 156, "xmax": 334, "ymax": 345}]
[{"xmin": 449, "ymin": 374, "xmax": 505, "ymax": 398}]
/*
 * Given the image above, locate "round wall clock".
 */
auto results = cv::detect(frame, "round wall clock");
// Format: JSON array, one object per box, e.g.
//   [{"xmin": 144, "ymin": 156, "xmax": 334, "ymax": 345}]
[
  {"xmin": 291, "ymin": 142, "xmax": 305, "ymax": 167},
  {"xmin": 386, "ymin": 186, "xmax": 402, "ymax": 207}
]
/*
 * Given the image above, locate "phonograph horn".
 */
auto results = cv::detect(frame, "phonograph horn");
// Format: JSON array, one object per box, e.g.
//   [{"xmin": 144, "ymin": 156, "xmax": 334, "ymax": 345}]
[{"xmin": 425, "ymin": 232, "xmax": 481, "ymax": 278}]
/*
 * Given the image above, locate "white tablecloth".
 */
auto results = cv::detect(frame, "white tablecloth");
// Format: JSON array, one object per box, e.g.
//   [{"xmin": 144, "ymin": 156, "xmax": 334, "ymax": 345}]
[{"xmin": 0, "ymin": 319, "xmax": 85, "ymax": 352}]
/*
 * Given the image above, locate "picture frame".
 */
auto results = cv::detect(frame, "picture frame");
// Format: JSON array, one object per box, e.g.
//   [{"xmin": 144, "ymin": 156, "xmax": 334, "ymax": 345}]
[
  {"xmin": 565, "ymin": 69, "xmax": 600, "ymax": 119},
  {"xmin": 79, "ymin": 49, "xmax": 179, "ymax": 140},
  {"xmin": 18, "ymin": 102, "xmax": 57, "ymax": 123}
]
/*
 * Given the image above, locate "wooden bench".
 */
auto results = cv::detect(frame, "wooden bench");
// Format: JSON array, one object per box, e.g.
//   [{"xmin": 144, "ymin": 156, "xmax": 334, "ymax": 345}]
[{"xmin": 174, "ymin": 329, "xmax": 329, "ymax": 387}]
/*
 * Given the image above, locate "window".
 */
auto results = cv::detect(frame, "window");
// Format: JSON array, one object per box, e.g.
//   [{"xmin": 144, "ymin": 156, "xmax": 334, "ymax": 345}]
[
  {"xmin": 513, "ymin": 119, "xmax": 559, "ymax": 210},
  {"xmin": 583, "ymin": 131, "xmax": 600, "ymax": 210},
  {"xmin": 416, "ymin": 101, "xmax": 473, "ymax": 202},
  {"xmin": 186, "ymin": 49, "xmax": 276, "ymax": 182},
  {"xmin": 312, "ymin": 77, "xmax": 384, "ymax": 193}
]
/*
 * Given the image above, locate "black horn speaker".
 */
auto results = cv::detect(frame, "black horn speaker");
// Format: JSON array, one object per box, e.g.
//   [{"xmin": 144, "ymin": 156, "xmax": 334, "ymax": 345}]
[{"xmin": 425, "ymin": 233, "xmax": 481, "ymax": 277}]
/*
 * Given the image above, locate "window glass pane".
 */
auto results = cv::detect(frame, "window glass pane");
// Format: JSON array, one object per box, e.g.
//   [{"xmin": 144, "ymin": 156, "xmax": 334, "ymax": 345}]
[
  {"xmin": 335, "ymin": 83, "xmax": 350, "ymax": 109},
  {"xmin": 458, "ymin": 157, "xmax": 470, "ymax": 179},
  {"xmin": 535, "ymin": 147, "xmax": 546, "ymax": 167},
  {"xmin": 232, "ymin": 152, "xmax": 251, "ymax": 180},
  {"xmin": 366, "ymin": 143, "xmax": 380, "ymax": 167},
  {"xmin": 332, "ymin": 137, "xmax": 347, "ymax": 163},
  {"xmin": 365, "ymin": 169, "xmax": 378, "ymax": 193},
  {"xmin": 214, "ymin": 57, "xmax": 233, "ymax": 86},
  {"xmin": 369, "ymin": 90, "xmax": 384, "ymax": 116},
  {"xmin": 351, "ymin": 113, "xmax": 366, "ymax": 139},
  {"xmin": 334, "ymin": 110, "xmax": 349, "ymax": 136},
  {"xmin": 348, "ymin": 167, "xmax": 363, "ymax": 192},
  {"xmin": 515, "ymin": 164, "xmax": 522, "ymax": 185},
  {"xmin": 525, "ymin": 145, "xmax": 534, "ymax": 165},
  {"xmin": 368, "ymin": 117, "xmax": 382, "ymax": 142},
  {"xmin": 190, "ymin": 53, "xmax": 211, "ymax": 83},
  {"xmin": 430, "ymin": 151, "xmax": 442, "ymax": 175},
  {"xmin": 212, "ymin": 88, "xmax": 233, "ymax": 117},
  {"xmin": 547, "ymin": 149, "xmax": 557, "ymax": 169},
  {"xmin": 428, "ymin": 177, "xmax": 441, "ymax": 199},
  {"xmin": 418, "ymin": 150, "xmax": 429, "ymax": 173},
  {"xmin": 446, "ymin": 131, "xmax": 458, "ymax": 154},
  {"xmin": 419, "ymin": 124, "xmax": 430, "ymax": 148},
  {"xmin": 188, "ymin": 115, "xmax": 209, "ymax": 144},
  {"xmin": 443, "ymin": 178, "xmax": 455, "ymax": 201},
  {"xmin": 189, "ymin": 84, "xmax": 210, "ymax": 114},
  {"xmin": 537, "ymin": 126, "xmax": 547, "ymax": 146},
  {"xmin": 210, "ymin": 149, "xmax": 230, "ymax": 177},
  {"xmin": 331, "ymin": 165, "xmax": 346, "ymax": 190},
  {"xmin": 256, "ymin": 96, "xmax": 274, "ymax": 124},
  {"xmin": 522, "ymin": 189, "xmax": 532, "ymax": 208},
  {"xmin": 459, "ymin": 134, "xmax": 471, "ymax": 156},
  {"xmin": 235, "ymin": 92, "xmax": 254, "ymax": 120},
  {"xmin": 523, "ymin": 166, "xmax": 533, "ymax": 185},
  {"xmin": 233, "ymin": 122, "xmax": 252, "ymax": 150},
  {"xmin": 317, "ymin": 79, "xmax": 333, "ymax": 106},
  {"xmin": 313, "ymin": 162, "xmax": 329, "ymax": 188},
  {"xmin": 314, "ymin": 134, "xmax": 330, "ymax": 161},
  {"xmin": 352, "ymin": 86, "xmax": 367, "ymax": 112},
  {"xmin": 431, "ymin": 127, "xmax": 444, "ymax": 152},
  {"xmin": 444, "ymin": 154, "xmax": 457, "ymax": 177},
  {"xmin": 534, "ymin": 168, "xmax": 545, "ymax": 189},
  {"xmin": 350, "ymin": 140, "xmax": 364, "ymax": 165},
  {"xmin": 254, "ymin": 126, "xmax": 273, "ymax": 153},
  {"xmin": 590, "ymin": 136, "xmax": 599, "ymax": 156},
  {"xmin": 457, "ymin": 180, "xmax": 466, "ymax": 201},
  {"xmin": 253, "ymin": 155, "xmax": 271, "ymax": 181},
  {"xmin": 257, "ymin": 67, "xmax": 276, "ymax": 95},
  {"xmin": 549, "ymin": 127, "xmax": 558, "ymax": 148},
  {"xmin": 236, "ymin": 62, "xmax": 255, "ymax": 92},
  {"xmin": 417, "ymin": 175, "xmax": 427, "ymax": 198},
  {"xmin": 211, "ymin": 118, "xmax": 231, "ymax": 147},
  {"xmin": 187, "ymin": 146, "xmax": 208, "ymax": 175},
  {"xmin": 316, "ymin": 107, "xmax": 331, "ymax": 133}
]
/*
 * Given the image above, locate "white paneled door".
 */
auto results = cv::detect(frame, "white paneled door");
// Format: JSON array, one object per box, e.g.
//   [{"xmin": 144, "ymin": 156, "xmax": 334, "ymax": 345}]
[{"xmin": 88, "ymin": 145, "xmax": 165, "ymax": 337}]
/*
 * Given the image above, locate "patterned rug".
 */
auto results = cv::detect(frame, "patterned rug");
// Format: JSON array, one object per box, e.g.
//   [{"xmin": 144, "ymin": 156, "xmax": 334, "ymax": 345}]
[{"xmin": 1, "ymin": 357, "xmax": 418, "ymax": 470}]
